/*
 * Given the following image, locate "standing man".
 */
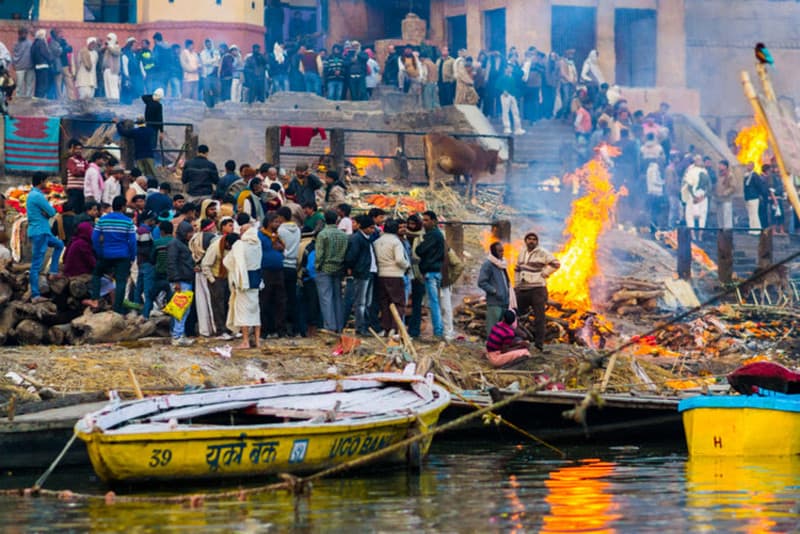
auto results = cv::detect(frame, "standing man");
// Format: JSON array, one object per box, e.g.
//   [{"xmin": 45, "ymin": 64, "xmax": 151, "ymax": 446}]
[
  {"xmin": 13, "ymin": 26, "xmax": 33, "ymax": 98},
  {"xmin": 345, "ymin": 214, "xmax": 376, "ymax": 336},
  {"xmin": 743, "ymin": 162, "xmax": 764, "ymax": 235},
  {"xmin": 199, "ymin": 38, "xmax": 220, "ymax": 107},
  {"xmin": 180, "ymin": 39, "xmax": 200, "ymax": 100},
  {"xmin": 557, "ymin": 49, "xmax": 577, "ymax": 120},
  {"xmin": 31, "ymin": 29, "xmax": 52, "ymax": 98},
  {"xmin": 167, "ymin": 221, "xmax": 196, "ymax": 345},
  {"xmin": 75, "ymin": 37, "xmax": 98, "ymax": 100},
  {"xmin": 497, "ymin": 65, "xmax": 525, "ymax": 136},
  {"xmin": 85, "ymin": 195, "xmax": 136, "ymax": 314},
  {"xmin": 286, "ymin": 163, "xmax": 323, "ymax": 206},
  {"xmin": 102, "ymin": 32, "xmax": 122, "ymax": 101},
  {"xmin": 681, "ymin": 155, "xmax": 711, "ymax": 238},
  {"xmin": 277, "ymin": 206, "xmax": 301, "ymax": 336},
  {"xmin": 314, "ymin": 210, "xmax": 348, "ymax": 332},
  {"xmin": 515, "ymin": 232, "xmax": 560, "ymax": 352},
  {"xmin": 414, "ymin": 211, "xmax": 446, "ymax": 339},
  {"xmin": 323, "ymin": 44, "xmax": 345, "ymax": 101},
  {"xmin": 27, "ymin": 172, "xmax": 64, "ymax": 303},
  {"xmin": 716, "ymin": 159, "xmax": 736, "ymax": 230},
  {"xmin": 479, "ymin": 242, "xmax": 513, "ymax": 338},
  {"xmin": 64, "ymin": 139, "xmax": 88, "ymax": 213},
  {"xmin": 436, "ymin": 46, "xmax": 455, "ymax": 107},
  {"xmin": 181, "ymin": 144, "xmax": 219, "ymax": 201}
]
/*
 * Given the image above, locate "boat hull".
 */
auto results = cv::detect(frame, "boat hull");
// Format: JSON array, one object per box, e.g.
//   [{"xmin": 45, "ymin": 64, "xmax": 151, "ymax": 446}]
[
  {"xmin": 680, "ymin": 393, "xmax": 800, "ymax": 457},
  {"xmin": 78, "ymin": 399, "xmax": 447, "ymax": 482}
]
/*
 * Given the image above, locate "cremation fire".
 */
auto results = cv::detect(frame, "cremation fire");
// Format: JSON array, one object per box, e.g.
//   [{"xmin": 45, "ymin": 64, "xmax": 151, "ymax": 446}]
[
  {"xmin": 735, "ymin": 123, "xmax": 769, "ymax": 168},
  {"xmin": 351, "ymin": 149, "xmax": 384, "ymax": 176},
  {"xmin": 547, "ymin": 148, "xmax": 620, "ymax": 315}
]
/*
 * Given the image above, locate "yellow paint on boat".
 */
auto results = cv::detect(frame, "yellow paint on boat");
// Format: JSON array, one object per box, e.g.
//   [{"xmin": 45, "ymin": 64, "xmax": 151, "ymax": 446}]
[
  {"xmin": 77, "ymin": 404, "xmax": 446, "ymax": 482},
  {"xmin": 682, "ymin": 407, "xmax": 800, "ymax": 457}
]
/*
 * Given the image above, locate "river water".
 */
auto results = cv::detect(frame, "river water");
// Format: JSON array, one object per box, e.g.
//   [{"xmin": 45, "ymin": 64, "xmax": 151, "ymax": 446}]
[{"xmin": 2, "ymin": 438, "xmax": 799, "ymax": 532}]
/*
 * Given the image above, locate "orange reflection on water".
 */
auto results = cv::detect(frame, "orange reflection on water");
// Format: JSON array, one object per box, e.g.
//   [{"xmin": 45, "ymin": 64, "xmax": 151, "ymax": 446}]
[{"xmin": 541, "ymin": 458, "xmax": 621, "ymax": 533}]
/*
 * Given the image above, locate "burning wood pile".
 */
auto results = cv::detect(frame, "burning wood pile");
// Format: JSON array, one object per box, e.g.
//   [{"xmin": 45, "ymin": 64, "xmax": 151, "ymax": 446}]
[{"xmin": 600, "ymin": 276, "xmax": 665, "ymax": 316}]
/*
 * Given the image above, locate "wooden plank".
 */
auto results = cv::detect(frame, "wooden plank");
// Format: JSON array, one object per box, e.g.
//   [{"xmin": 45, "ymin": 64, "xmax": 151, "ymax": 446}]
[{"xmin": 149, "ymin": 401, "xmax": 257, "ymax": 422}]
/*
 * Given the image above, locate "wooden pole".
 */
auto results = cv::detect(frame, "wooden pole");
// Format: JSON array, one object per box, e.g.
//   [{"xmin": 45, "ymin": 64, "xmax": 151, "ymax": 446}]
[
  {"xmin": 265, "ymin": 126, "xmax": 281, "ymax": 168},
  {"xmin": 396, "ymin": 132, "xmax": 409, "ymax": 181},
  {"xmin": 757, "ymin": 228, "xmax": 773, "ymax": 271},
  {"xmin": 717, "ymin": 229, "xmax": 734, "ymax": 284},
  {"xmin": 389, "ymin": 303, "xmax": 418, "ymax": 361},
  {"xmin": 128, "ymin": 368, "xmax": 144, "ymax": 400},
  {"xmin": 677, "ymin": 225, "xmax": 692, "ymax": 280},
  {"xmin": 504, "ymin": 135, "xmax": 514, "ymax": 204},
  {"xmin": 741, "ymin": 70, "xmax": 800, "ymax": 226},
  {"xmin": 492, "ymin": 219, "xmax": 511, "ymax": 243},
  {"xmin": 330, "ymin": 128, "xmax": 345, "ymax": 179},
  {"xmin": 445, "ymin": 222, "xmax": 464, "ymax": 259},
  {"xmin": 184, "ymin": 125, "xmax": 198, "ymax": 161}
]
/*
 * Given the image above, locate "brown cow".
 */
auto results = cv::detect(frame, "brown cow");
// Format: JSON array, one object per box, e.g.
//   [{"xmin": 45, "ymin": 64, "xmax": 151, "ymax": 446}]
[{"xmin": 423, "ymin": 132, "xmax": 500, "ymax": 200}]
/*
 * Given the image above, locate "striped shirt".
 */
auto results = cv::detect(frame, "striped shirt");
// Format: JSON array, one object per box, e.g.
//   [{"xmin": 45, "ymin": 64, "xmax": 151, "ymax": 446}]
[
  {"xmin": 486, "ymin": 322, "xmax": 515, "ymax": 352},
  {"xmin": 92, "ymin": 212, "xmax": 136, "ymax": 260},
  {"xmin": 66, "ymin": 155, "xmax": 88, "ymax": 191}
]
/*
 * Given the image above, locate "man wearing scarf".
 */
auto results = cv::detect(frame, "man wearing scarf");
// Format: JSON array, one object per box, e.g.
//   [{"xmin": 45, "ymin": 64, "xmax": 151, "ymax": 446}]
[
  {"xmin": 201, "ymin": 220, "xmax": 237, "ymax": 339},
  {"xmin": 478, "ymin": 241, "xmax": 517, "ymax": 337},
  {"xmin": 514, "ymin": 232, "xmax": 560, "ymax": 352},
  {"xmin": 223, "ymin": 216, "xmax": 263, "ymax": 349},
  {"xmin": 189, "ymin": 217, "xmax": 221, "ymax": 336},
  {"xmin": 237, "ymin": 178, "xmax": 265, "ymax": 221}
]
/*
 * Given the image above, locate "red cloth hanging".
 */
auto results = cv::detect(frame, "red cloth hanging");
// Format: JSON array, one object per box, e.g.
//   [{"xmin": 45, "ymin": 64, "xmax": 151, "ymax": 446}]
[{"xmin": 279, "ymin": 126, "xmax": 328, "ymax": 147}]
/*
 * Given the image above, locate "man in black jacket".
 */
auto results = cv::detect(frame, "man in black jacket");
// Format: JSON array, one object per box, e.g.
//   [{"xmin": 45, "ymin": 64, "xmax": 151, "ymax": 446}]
[
  {"xmin": 181, "ymin": 144, "xmax": 219, "ymax": 201},
  {"xmin": 414, "ymin": 210, "xmax": 445, "ymax": 338},
  {"xmin": 344, "ymin": 214, "xmax": 376, "ymax": 336},
  {"xmin": 114, "ymin": 116, "xmax": 156, "ymax": 178},
  {"xmin": 167, "ymin": 221, "xmax": 196, "ymax": 346},
  {"xmin": 286, "ymin": 163, "xmax": 322, "ymax": 206}
]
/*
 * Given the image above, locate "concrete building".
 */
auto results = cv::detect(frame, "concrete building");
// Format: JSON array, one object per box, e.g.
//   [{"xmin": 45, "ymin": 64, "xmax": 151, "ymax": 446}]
[{"xmin": 0, "ymin": 0, "xmax": 267, "ymax": 55}]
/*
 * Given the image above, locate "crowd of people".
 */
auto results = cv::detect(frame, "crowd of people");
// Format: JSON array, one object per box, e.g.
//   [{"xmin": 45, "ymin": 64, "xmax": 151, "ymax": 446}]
[{"xmin": 0, "ymin": 147, "xmax": 483, "ymax": 349}]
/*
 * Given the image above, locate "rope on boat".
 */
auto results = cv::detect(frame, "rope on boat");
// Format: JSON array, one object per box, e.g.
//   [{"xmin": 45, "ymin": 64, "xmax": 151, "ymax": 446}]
[
  {"xmin": 0, "ymin": 372, "xmax": 579, "ymax": 505},
  {"xmin": 32, "ymin": 432, "xmax": 78, "ymax": 490}
]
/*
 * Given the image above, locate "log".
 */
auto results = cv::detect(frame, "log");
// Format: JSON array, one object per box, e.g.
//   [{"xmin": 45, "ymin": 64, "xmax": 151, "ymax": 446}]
[
  {"xmin": 68, "ymin": 275, "xmax": 91, "ymax": 299},
  {"xmin": 48, "ymin": 324, "xmax": 74, "ymax": 345},
  {"xmin": 641, "ymin": 298, "xmax": 658, "ymax": 311},
  {"xmin": 12, "ymin": 300, "xmax": 58, "ymax": 322},
  {"xmin": 12, "ymin": 319, "xmax": 47, "ymax": 345},
  {"xmin": 0, "ymin": 280, "xmax": 11, "ymax": 306},
  {"xmin": 0, "ymin": 304, "xmax": 20, "ymax": 343},
  {"xmin": 70, "ymin": 310, "xmax": 158, "ymax": 344},
  {"xmin": 48, "ymin": 276, "xmax": 70, "ymax": 296},
  {"xmin": 604, "ymin": 277, "xmax": 663, "ymax": 290},
  {"xmin": 615, "ymin": 305, "xmax": 641, "ymax": 315},
  {"xmin": 611, "ymin": 289, "xmax": 664, "ymax": 303}
]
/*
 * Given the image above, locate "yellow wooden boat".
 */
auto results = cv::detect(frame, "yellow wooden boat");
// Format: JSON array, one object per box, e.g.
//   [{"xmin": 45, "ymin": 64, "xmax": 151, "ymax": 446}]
[
  {"xmin": 679, "ymin": 392, "xmax": 800, "ymax": 457},
  {"xmin": 75, "ymin": 369, "xmax": 450, "ymax": 482}
]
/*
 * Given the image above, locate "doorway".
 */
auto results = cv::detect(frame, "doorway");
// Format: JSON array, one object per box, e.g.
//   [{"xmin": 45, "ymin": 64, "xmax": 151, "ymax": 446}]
[
  {"xmin": 615, "ymin": 8, "xmax": 657, "ymax": 87},
  {"xmin": 551, "ymin": 6, "xmax": 596, "ymax": 74},
  {"xmin": 484, "ymin": 8, "xmax": 506, "ymax": 55},
  {"xmin": 447, "ymin": 15, "xmax": 467, "ymax": 53}
]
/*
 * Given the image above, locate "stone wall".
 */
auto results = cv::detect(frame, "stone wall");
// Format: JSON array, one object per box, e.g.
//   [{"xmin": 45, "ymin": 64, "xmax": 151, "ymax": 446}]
[{"xmin": 0, "ymin": 91, "xmax": 494, "ymax": 191}]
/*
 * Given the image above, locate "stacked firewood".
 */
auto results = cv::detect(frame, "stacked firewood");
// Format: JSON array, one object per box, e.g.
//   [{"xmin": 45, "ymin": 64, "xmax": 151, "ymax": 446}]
[
  {"xmin": 0, "ymin": 263, "xmax": 169, "ymax": 346},
  {"xmin": 600, "ymin": 276, "xmax": 665, "ymax": 315}
]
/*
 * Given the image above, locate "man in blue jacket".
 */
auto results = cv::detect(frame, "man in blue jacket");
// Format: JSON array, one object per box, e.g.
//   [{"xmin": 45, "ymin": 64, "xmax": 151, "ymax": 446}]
[
  {"xmin": 258, "ymin": 213, "xmax": 287, "ymax": 337},
  {"xmin": 114, "ymin": 116, "xmax": 157, "ymax": 178},
  {"xmin": 26, "ymin": 172, "xmax": 64, "ymax": 303},
  {"xmin": 344, "ymin": 214, "xmax": 376, "ymax": 336},
  {"xmin": 84, "ymin": 195, "xmax": 136, "ymax": 313}
]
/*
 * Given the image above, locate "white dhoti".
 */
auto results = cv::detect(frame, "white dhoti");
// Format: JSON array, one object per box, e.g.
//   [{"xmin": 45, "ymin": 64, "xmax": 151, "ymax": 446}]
[
  {"xmin": 103, "ymin": 69, "xmax": 120, "ymax": 100},
  {"xmin": 746, "ymin": 198, "xmax": 761, "ymax": 234},
  {"xmin": 685, "ymin": 197, "xmax": 708, "ymax": 229},
  {"xmin": 226, "ymin": 287, "xmax": 260, "ymax": 330},
  {"xmin": 195, "ymin": 272, "xmax": 216, "ymax": 337}
]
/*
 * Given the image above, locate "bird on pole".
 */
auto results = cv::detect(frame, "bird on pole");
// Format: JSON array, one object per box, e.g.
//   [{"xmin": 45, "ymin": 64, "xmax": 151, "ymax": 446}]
[{"xmin": 755, "ymin": 42, "xmax": 774, "ymax": 65}]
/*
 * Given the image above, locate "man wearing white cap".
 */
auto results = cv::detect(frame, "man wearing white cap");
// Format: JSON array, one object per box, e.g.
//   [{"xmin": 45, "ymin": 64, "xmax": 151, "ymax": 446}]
[
  {"xmin": 76, "ymin": 37, "xmax": 98, "ymax": 100},
  {"xmin": 102, "ymin": 33, "xmax": 122, "ymax": 100}
]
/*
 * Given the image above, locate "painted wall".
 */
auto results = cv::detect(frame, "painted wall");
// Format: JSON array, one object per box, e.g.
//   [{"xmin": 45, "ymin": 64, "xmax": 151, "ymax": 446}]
[{"xmin": 138, "ymin": 0, "xmax": 264, "ymax": 25}]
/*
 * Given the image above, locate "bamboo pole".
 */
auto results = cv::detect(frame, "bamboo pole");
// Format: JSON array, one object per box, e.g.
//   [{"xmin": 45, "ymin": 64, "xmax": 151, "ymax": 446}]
[
  {"xmin": 128, "ymin": 368, "xmax": 144, "ymax": 400},
  {"xmin": 741, "ymin": 70, "xmax": 800, "ymax": 223}
]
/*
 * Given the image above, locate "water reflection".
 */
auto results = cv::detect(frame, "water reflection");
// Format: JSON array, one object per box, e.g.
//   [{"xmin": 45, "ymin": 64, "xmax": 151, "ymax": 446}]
[
  {"xmin": 685, "ymin": 456, "xmax": 800, "ymax": 533},
  {"xmin": 542, "ymin": 458, "xmax": 621, "ymax": 533}
]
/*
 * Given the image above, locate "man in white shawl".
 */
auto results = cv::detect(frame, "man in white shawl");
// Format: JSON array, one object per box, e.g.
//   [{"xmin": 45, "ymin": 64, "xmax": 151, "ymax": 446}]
[
  {"xmin": 681, "ymin": 155, "xmax": 711, "ymax": 239},
  {"xmin": 580, "ymin": 49, "xmax": 604, "ymax": 102},
  {"xmin": 223, "ymin": 217, "xmax": 262, "ymax": 349}
]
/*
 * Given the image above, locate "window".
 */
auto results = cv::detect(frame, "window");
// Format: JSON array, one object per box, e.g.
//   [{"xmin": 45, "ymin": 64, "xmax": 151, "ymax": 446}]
[{"xmin": 84, "ymin": 0, "xmax": 136, "ymax": 23}]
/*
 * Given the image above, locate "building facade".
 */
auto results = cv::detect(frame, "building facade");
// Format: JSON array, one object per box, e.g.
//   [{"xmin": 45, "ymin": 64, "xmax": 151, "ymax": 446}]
[{"xmin": 0, "ymin": 0, "xmax": 266, "ymax": 57}]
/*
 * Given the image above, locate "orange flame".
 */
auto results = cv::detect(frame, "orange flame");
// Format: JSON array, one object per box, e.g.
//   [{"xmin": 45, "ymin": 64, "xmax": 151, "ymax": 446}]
[
  {"xmin": 351, "ymin": 149, "xmax": 384, "ymax": 176},
  {"xmin": 735, "ymin": 123, "xmax": 769, "ymax": 168},
  {"xmin": 547, "ymin": 155, "xmax": 619, "ymax": 313}
]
